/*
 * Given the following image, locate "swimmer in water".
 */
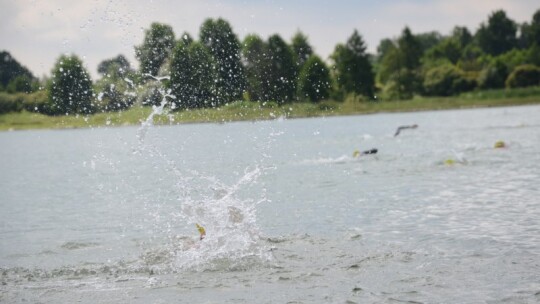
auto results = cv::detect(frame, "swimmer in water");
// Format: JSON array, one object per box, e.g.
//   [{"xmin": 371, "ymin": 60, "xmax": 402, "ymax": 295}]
[
  {"xmin": 353, "ymin": 148, "xmax": 378, "ymax": 157},
  {"xmin": 394, "ymin": 124, "xmax": 418, "ymax": 137},
  {"xmin": 494, "ymin": 140, "xmax": 506, "ymax": 148},
  {"xmin": 195, "ymin": 223, "xmax": 206, "ymax": 240}
]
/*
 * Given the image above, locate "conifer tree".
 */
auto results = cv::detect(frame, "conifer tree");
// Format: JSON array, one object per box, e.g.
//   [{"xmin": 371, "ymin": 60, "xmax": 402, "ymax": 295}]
[
  {"xmin": 266, "ymin": 34, "xmax": 296, "ymax": 104},
  {"xmin": 200, "ymin": 18, "xmax": 245, "ymax": 104},
  {"xmin": 298, "ymin": 55, "xmax": 331, "ymax": 102},
  {"xmin": 48, "ymin": 55, "xmax": 94, "ymax": 114},
  {"xmin": 135, "ymin": 23, "xmax": 175, "ymax": 76},
  {"xmin": 331, "ymin": 30, "xmax": 375, "ymax": 98}
]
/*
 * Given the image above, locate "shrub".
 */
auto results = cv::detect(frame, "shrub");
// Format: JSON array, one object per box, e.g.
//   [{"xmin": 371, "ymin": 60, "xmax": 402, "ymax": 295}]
[
  {"xmin": 478, "ymin": 60, "xmax": 508, "ymax": 89},
  {"xmin": 6, "ymin": 75, "xmax": 34, "ymax": 93},
  {"xmin": 423, "ymin": 64, "xmax": 475, "ymax": 96},
  {"xmin": 505, "ymin": 64, "xmax": 540, "ymax": 88},
  {"xmin": 21, "ymin": 90, "xmax": 49, "ymax": 113},
  {"xmin": 0, "ymin": 92, "xmax": 23, "ymax": 114},
  {"xmin": 94, "ymin": 78, "xmax": 136, "ymax": 112},
  {"xmin": 381, "ymin": 69, "xmax": 420, "ymax": 100},
  {"xmin": 0, "ymin": 91, "xmax": 49, "ymax": 114},
  {"xmin": 136, "ymin": 81, "xmax": 163, "ymax": 107}
]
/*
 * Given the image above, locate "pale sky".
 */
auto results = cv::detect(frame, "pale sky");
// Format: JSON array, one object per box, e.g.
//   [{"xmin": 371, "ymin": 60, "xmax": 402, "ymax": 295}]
[{"xmin": 0, "ymin": 0, "xmax": 538, "ymax": 79}]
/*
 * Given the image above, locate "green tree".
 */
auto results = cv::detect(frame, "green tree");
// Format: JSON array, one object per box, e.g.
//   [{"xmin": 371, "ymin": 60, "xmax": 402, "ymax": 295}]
[
  {"xmin": 478, "ymin": 59, "xmax": 508, "ymax": 89},
  {"xmin": 425, "ymin": 26, "xmax": 473, "ymax": 65},
  {"xmin": 169, "ymin": 41, "xmax": 217, "ymax": 109},
  {"xmin": 6, "ymin": 75, "xmax": 33, "ymax": 93},
  {"xmin": 532, "ymin": 10, "xmax": 540, "ymax": 46},
  {"xmin": 47, "ymin": 55, "xmax": 94, "ymax": 115},
  {"xmin": 424, "ymin": 38, "xmax": 462, "ymax": 65},
  {"xmin": 451, "ymin": 26, "xmax": 473, "ymax": 48},
  {"xmin": 297, "ymin": 55, "xmax": 331, "ymax": 102},
  {"xmin": 376, "ymin": 38, "xmax": 395, "ymax": 61},
  {"xmin": 291, "ymin": 31, "xmax": 313, "ymax": 69},
  {"xmin": 415, "ymin": 31, "xmax": 443, "ymax": 53},
  {"xmin": 266, "ymin": 34, "xmax": 296, "ymax": 104},
  {"xmin": 505, "ymin": 64, "xmax": 540, "ymax": 88},
  {"xmin": 457, "ymin": 44, "xmax": 484, "ymax": 72},
  {"xmin": 331, "ymin": 30, "xmax": 375, "ymax": 98},
  {"xmin": 379, "ymin": 27, "xmax": 422, "ymax": 99},
  {"xmin": 476, "ymin": 10, "xmax": 518, "ymax": 56},
  {"xmin": 135, "ymin": 23, "xmax": 175, "ymax": 76},
  {"xmin": 200, "ymin": 18, "xmax": 245, "ymax": 103},
  {"xmin": 520, "ymin": 10, "xmax": 540, "ymax": 48},
  {"xmin": 95, "ymin": 55, "xmax": 136, "ymax": 111},
  {"xmin": 242, "ymin": 34, "xmax": 270, "ymax": 101},
  {"xmin": 94, "ymin": 78, "xmax": 135, "ymax": 112},
  {"xmin": 423, "ymin": 64, "xmax": 475, "ymax": 96},
  {"xmin": 0, "ymin": 51, "xmax": 35, "ymax": 89},
  {"xmin": 97, "ymin": 54, "xmax": 132, "ymax": 77},
  {"xmin": 179, "ymin": 32, "xmax": 194, "ymax": 46}
]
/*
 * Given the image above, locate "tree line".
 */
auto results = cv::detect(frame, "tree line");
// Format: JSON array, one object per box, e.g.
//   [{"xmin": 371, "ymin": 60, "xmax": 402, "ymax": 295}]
[{"xmin": 1, "ymin": 8, "xmax": 539, "ymax": 115}]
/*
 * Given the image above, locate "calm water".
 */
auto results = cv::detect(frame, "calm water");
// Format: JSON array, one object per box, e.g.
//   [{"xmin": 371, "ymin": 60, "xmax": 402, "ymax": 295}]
[{"xmin": 1, "ymin": 105, "xmax": 540, "ymax": 303}]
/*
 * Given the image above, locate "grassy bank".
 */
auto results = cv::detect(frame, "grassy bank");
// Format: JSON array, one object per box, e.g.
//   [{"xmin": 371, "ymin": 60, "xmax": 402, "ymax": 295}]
[{"xmin": 1, "ymin": 87, "xmax": 539, "ymax": 131}]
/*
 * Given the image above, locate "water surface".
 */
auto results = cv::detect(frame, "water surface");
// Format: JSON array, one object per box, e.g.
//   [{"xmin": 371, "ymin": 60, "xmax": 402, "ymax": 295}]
[{"xmin": 1, "ymin": 105, "xmax": 540, "ymax": 303}]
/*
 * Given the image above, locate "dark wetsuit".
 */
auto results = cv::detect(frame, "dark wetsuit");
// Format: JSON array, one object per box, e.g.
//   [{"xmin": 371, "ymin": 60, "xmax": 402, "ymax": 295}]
[
  {"xmin": 394, "ymin": 124, "xmax": 418, "ymax": 137},
  {"xmin": 362, "ymin": 148, "xmax": 378, "ymax": 155}
]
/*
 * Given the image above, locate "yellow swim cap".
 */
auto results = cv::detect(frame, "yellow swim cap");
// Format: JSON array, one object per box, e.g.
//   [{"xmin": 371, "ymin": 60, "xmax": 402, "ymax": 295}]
[
  {"xmin": 444, "ymin": 159, "xmax": 455, "ymax": 165},
  {"xmin": 353, "ymin": 150, "xmax": 360, "ymax": 158},
  {"xmin": 494, "ymin": 140, "xmax": 505, "ymax": 148}
]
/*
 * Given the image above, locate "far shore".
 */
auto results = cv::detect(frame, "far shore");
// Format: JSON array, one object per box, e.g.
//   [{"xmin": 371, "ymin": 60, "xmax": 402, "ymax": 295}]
[{"xmin": 1, "ymin": 94, "xmax": 540, "ymax": 132}]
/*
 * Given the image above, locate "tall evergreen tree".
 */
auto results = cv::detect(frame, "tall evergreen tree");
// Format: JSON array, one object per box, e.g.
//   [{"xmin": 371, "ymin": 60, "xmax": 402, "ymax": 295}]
[
  {"xmin": 135, "ymin": 23, "xmax": 175, "ymax": 76},
  {"xmin": 297, "ymin": 55, "xmax": 331, "ymax": 102},
  {"xmin": 379, "ymin": 27, "xmax": 422, "ymax": 99},
  {"xmin": 200, "ymin": 18, "xmax": 245, "ymax": 104},
  {"xmin": 376, "ymin": 38, "xmax": 395, "ymax": 61},
  {"xmin": 398, "ymin": 27, "xmax": 423, "ymax": 70},
  {"xmin": 266, "ymin": 34, "xmax": 296, "ymax": 104},
  {"xmin": 48, "ymin": 55, "xmax": 94, "ymax": 115},
  {"xmin": 451, "ymin": 26, "xmax": 473, "ymax": 48},
  {"xmin": 242, "ymin": 34, "xmax": 270, "ymax": 101},
  {"xmin": 529, "ymin": 9, "xmax": 540, "ymax": 46},
  {"xmin": 476, "ymin": 10, "xmax": 518, "ymax": 56},
  {"xmin": 0, "ymin": 51, "xmax": 35, "ymax": 89},
  {"xmin": 169, "ymin": 41, "xmax": 217, "ymax": 109},
  {"xmin": 415, "ymin": 31, "xmax": 443, "ymax": 53},
  {"xmin": 291, "ymin": 31, "xmax": 313, "ymax": 69},
  {"xmin": 179, "ymin": 32, "xmax": 194, "ymax": 46},
  {"xmin": 331, "ymin": 30, "xmax": 375, "ymax": 98}
]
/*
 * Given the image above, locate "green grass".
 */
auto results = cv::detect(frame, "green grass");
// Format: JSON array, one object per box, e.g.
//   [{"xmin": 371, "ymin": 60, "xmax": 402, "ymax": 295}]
[{"xmin": 1, "ymin": 87, "xmax": 539, "ymax": 131}]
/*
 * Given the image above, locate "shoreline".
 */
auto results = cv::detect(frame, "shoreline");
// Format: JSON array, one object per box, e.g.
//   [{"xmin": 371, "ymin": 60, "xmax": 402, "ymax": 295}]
[{"xmin": 1, "ymin": 97, "xmax": 539, "ymax": 132}]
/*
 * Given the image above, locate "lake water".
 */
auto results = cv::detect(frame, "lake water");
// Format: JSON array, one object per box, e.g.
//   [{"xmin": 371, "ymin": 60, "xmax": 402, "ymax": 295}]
[{"xmin": 1, "ymin": 105, "xmax": 540, "ymax": 303}]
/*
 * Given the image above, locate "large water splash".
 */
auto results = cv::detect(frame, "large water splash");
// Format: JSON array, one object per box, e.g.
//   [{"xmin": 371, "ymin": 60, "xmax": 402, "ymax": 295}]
[{"xmin": 135, "ymin": 75, "xmax": 272, "ymax": 271}]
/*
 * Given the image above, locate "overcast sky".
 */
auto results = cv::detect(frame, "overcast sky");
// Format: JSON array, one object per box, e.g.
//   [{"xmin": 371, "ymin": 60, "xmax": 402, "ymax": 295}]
[{"xmin": 0, "ymin": 0, "xmax": 538, "ymax": 79}]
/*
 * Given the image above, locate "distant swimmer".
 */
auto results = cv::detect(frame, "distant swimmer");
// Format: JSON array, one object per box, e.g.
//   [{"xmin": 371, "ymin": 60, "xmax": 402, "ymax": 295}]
[
  {"xmin": 494, "ymin": 140, "xmax": 506, "ymax": 148},
  {"xmin": 394, "ymin": 124, "xmax": 418, "ymax": 137},
  {"xmin": 353, "ymin": 148, "xmax": 378, "ymax": 158},
  {"xmin": 195, "ymin": 223, "xmax": 206, "ymax": 240}
]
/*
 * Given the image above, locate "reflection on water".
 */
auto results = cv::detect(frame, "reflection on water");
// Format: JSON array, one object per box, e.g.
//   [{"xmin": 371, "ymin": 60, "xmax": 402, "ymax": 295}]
[{"xmin": 1, "ymin": 105, "xmax": 540, "ymax": 303}]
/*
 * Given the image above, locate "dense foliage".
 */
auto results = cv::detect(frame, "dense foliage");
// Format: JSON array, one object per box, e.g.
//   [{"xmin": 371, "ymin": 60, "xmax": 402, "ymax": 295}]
[
  {"xmin": 47, "ymin": 55, "xmax": 94, "ymax": 115},
  {"xmin": 200, "ymin": 18, "xmax": 245, "ymax": 104},
  {"xmin": 297, "ymin": 55, "xmax": 331, "ymax": 102},
  {"xmin": 2, "ymin": 8, "xmax": 540, "ymax": 116},
  {"xmin": 134, "ymin": 23, "xmax": 175, "ymax": 76},
  {"xmin": 331, "ymin": 30, "xmax": 375, "ymax": 99}
]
